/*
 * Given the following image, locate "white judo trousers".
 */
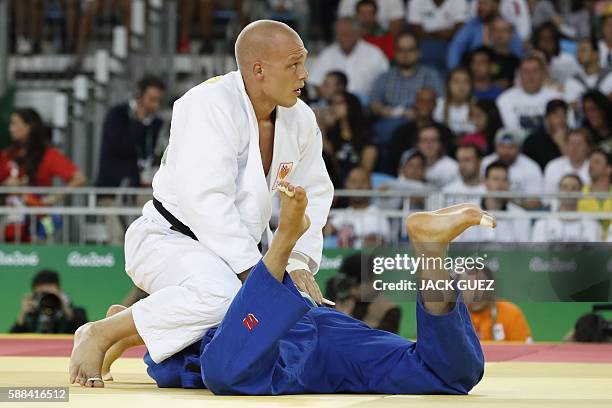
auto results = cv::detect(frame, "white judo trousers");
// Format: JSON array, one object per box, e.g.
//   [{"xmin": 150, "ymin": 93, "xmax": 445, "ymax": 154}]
[{"xmin": 125, "ymin": 201, "xmax": 242, "ymax": 363}]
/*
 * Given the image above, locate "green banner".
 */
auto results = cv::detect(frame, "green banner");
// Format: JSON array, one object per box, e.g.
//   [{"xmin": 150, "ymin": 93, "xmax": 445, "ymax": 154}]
[{"xmin": 0, "ymin": 245, "xmax": 596, "ymax": 340}]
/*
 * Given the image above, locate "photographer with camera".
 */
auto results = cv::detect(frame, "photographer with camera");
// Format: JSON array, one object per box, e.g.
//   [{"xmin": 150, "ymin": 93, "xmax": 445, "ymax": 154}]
[
  {"xmin": 326, "ymin": 253, "xmax": 401, "ymax": 334},
  {"xmin": 11, "ymin": 270, "xmax": 88, "ymax": 334}
]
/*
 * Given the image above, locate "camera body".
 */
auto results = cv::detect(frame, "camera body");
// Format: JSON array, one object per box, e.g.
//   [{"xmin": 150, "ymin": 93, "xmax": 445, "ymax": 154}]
[{"xmin": 31, "ymin": 292, "xmax": 64, "ymax": 333}]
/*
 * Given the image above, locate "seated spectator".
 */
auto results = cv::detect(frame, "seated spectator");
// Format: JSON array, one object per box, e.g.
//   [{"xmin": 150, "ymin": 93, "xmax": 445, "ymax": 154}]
[
  {"xmin": 462, "ymin": 99, "xmax": 503, "ymax": 153},
  {"xmin": 599, "ymin": 13, "xmax": 612, "ymax": 69},
  {"xmin": 496, "ymin": 56, "xmax": 563, "ymax": 133},
  {"xmin": 581, "ymin": 90, "xmax": 612, "ymax": 149},
  {"xmin": 355, "ymin": 0, "xmax": 394, "ymax": 59},
  {"xmin": 443, "ymin": 143, "xmax": 486, "ymax": 205},
  {"xmin": 533, "ymin": 174, "xmax": 603, "ymax": 241},
  {"xmin": 434, "ymin": 67, "xmax": 476, "ymax": 138},
  {"xmin": 376, "ymin": 149, "xmax": 431, "ymax": 212},
  {"xmin": 406, "ymin": 0, "xmax": 470, "ymax": 74},
  {"xmin": 448, "ymin": 0, "xmax": 523, "ymax": 69},
  {"xmin": 321, "ymin": 91, "xmax": 377, "ymax": 185},
  {"xmin": 523, "ymin": 99, "xmax": 568, "ymax": 171},
  {"xmin": 564, "ymin": 37, "xmax": 612, "ymax": 107},
  {"xmin": 309, "ymin": 17, "xmax": 389, "ymax": 98},
  {"xmin": 311, "ymin": 71, "xmax": 348, "ymax": 108},
  {"xmin": 544, "ymin": 128, "xmax": 592, "ymax": 194},
  {"xmin": 369, "ymin": 31, "xmax": 443, "ymax": 146},
  {"xmin": 311, "ymin": 71, "xmax": 348, "ymax": 125},
  {"xmin": 577, "ymin": 149, "xmax": 612, "ymax": 236},
  {"xmin": 386, "ymin": 88, "xmax": 453, "ymax": 175},
  {"xmin": 532, "ymin": 21, "xmax": 582, "ymax": 85},
  {"xmin": 468, "ymin": 46, "xmax": 504, "ymax": 101},
  {"xmin": 11, "ymin": 270, "xmax": 88, "ymax": 334},
  {"xmin": 459, "ymin": 160, "xmax": 531, "ymax": 242},
  {"xmin": 13, "ymin": 0, "xmax": 79, "ymax": 54},
  {"xmin": 330, "ymin": 253, "xmax": 401, "ymax": 334},
  {"xmin": 481, "ymin": 128, "xmax": 543, "ymax": 208},
  {"xmin": 415, "ymin": 125, "xmax": 459, "ymax": 189},
  {"xmin": 490, "ymin": 17, "xmax": 522, "ymax": 89},
  {"xmin": 0, "ymin": 108, "xmax": 86, "ymax": 242},
  {"xmin": 337, "ymin": 0, "xmax": 405, "ymax": 35},
  {"xmin": 326, "ymin": 167, "xmax": 392, "ymax": 248},
  {"xmin": 461, "ymin": 266, "xmax": 532, "ymax": 342},
  {"xmin": 178, "ymin": 0, "xmax": 245, "ymax": 54},
  {"xmin": 96, "ymin": 75, "xmax": 165, "ymax": 244}
]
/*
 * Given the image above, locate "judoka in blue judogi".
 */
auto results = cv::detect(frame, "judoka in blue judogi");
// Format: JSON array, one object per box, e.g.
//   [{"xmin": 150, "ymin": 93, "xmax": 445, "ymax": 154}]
[{"xmin": 144, "ymin": 258, "xmax": 485, "ymax": 395}]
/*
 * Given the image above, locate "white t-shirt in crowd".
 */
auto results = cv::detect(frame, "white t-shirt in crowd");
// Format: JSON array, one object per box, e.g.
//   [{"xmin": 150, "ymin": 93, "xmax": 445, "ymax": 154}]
[
  {"xmin": 407, "ymin": 0, "xmax": 469, "ymax": 32},
  {"xmin": 455, "ymin": 202, "xmax": 531, "ymax": 242},
  {"xmin": 442, "ymin": 180, "xmax": 486, "ymax": 206},
  {"xmin": 433, "ymin": 98, "xmax": 476, "ymax": 135},
  {"xmin": 337, "ymin": 0, "xmax": 405, "ymax": 29},
  {"xmin": 532, "ymin": 217, "xmax": 603, "ymax": 242},
  {"xmin": 330, "ymin": 204, "xmax": 392, "ymax": 248},
  {"xmin": 599, "ymin": 40, "xmax": 612, "ymax": 70},
  {"xmin": 543, "ymin": 156, "xmax": 590, "ymax": 193},
  {"xmin": 496, "ymin": 86, "xmax": 562, "ymax": 132},
  {"xmin": 308, "ymin": 40, "xmax": 389, "ymax": 96},
  {"xmin": 564, "ymin": 70, "xmax": 612, "ymax": 104},
  {"xmin": 480, "ymin": 153, "xmax": 544, "ymax": 196},
  {"xmin": 426, "ymin": 156, "xmax": 459, "ymax": 189},
  {"xmin": 549, "ymin": 52, "xmax": 582, "ymax": 85}
]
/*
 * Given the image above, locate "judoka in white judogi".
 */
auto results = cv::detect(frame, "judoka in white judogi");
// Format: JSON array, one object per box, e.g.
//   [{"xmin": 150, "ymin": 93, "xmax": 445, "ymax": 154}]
[{"xmin": 124, "ymin": 71, "xmax": 334, "ymax": 363}]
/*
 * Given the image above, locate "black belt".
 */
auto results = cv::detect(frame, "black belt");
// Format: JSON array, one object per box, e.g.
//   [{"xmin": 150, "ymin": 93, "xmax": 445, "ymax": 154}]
[{"xmin": 153, "ymin": 198, "xmax": 198, "ymax": 241}]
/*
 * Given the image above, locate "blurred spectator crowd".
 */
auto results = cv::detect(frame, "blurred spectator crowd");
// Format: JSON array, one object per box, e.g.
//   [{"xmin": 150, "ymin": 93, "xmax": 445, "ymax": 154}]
[{"xmin": 2, "ymin": 0, "xmax": 612, "ymax": 247}]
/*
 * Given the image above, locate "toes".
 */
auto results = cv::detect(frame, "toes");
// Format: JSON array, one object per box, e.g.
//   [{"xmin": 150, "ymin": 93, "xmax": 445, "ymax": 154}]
[
  {"xmin": 85, "ymin": 376, "xmax": 104, "ymax": 388},
  {"xmin": 294, "ymin": 186, "xmax": 306, "ymax": 200}
]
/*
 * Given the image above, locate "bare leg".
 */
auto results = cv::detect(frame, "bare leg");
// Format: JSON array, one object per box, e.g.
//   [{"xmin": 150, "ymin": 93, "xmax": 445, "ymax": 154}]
[
  {"xmin": 31, "ymin": 0, "xmax": 43, "ymax": 47},
  {"xmin": 100, "ymin": 305, "xmax": 144, "ymax": 381},
  {"xmin": 179, "ymin": 0, "xmax": 195, "ymax": 48},
  {"xmin": 62, "ymin": 0, "xmax": 78, "ymax": 51},
  {"xmin": 198, "ymin": 0, "xmax": 214, "ymax": 43},
  {"xmin": 75, "ymin": 0, "xmax": 100, "ymax": 57},
  {"xmin": 406, "ymin": 204, "xmax": 496, "ymax": 315},
  {"xmin": 262, "ymin": 181, "xmax": 310, "ymax": 282},
  {"xmin": 115, "ymin": 0, "xmax": 131, "ymax": 48},
  {"xmin": 69, "ymin": 298, "xmax": 139, "ymax": 387}
]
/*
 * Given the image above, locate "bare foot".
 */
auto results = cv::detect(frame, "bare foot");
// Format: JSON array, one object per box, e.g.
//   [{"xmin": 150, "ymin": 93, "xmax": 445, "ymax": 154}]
[
  {"xmin": 277, "ymin": 181, "xmax": 310, "ymax": 243},
  {"xmin": 69, "ymin": 323, "xmax": 108, "ymax": 388},
  {"xmin": 100, "ymin": 305, "xmax": 126, "ymax": 381},
  {"xmin": 407, "ymin": 204, "xmax": 496, "ymax": 244}
]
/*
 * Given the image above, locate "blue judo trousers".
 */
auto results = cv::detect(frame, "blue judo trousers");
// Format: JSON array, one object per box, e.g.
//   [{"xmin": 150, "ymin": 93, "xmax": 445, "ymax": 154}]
[{"xmin": 144, "ymin": 259, "xmax": 485, "ymax": 395}]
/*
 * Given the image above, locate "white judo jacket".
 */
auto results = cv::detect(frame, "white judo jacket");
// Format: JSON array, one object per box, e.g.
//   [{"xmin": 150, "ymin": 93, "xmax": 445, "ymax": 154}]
[{"xmin": 152, "ymin": 71, "xmax": 334, "ymax": 275}]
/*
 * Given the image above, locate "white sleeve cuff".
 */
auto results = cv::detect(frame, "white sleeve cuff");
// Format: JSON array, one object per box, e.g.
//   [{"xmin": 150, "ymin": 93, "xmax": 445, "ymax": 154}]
[{"xmin": 286, "ymin": 254, "xmax": 311, "ymax": 273}]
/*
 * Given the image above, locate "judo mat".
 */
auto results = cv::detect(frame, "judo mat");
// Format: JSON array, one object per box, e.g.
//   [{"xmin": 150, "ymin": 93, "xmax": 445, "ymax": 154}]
[{"xmin": 1, "ymin": 335, "xmax": 611, "ymax": 407}]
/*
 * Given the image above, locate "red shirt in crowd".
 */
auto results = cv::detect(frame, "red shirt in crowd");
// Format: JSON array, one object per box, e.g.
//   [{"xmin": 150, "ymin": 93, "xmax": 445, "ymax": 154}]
[{"xmin": 0, "ymin": 146, "xmax": 78, "ymax": 186}]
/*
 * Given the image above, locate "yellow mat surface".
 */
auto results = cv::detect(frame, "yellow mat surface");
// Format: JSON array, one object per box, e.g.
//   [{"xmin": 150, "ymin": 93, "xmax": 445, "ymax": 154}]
[{"xmin": 1, "ymin": 356, "xmax": 611, "ymax": 407}]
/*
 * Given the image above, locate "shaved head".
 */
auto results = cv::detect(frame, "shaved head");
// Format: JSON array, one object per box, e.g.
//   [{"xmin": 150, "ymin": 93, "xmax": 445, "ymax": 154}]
[
  {"xmin": 235, "ymin": 20, "xmax": 302, "ymax": 72},
  {"xmin": 234, "ymin": 19, "xmax": 309, "ymax": 111}
]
